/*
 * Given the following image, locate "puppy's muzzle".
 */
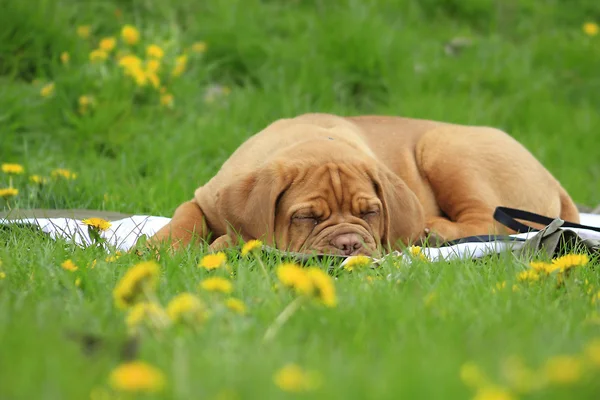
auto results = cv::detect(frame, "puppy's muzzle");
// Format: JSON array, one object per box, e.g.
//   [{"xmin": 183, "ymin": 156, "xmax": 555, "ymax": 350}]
[
  {"xmin": 309, "ymin": 223, "xmax": 377, "ymax": 256},
  {"xmin": 330, "ymin": 232, "xmax": 364, "ymax": 256}
]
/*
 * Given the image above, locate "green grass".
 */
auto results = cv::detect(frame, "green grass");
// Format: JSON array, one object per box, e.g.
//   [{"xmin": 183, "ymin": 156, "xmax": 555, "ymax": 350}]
[{"xmin": 1, "ymin": 0, "xmax": 600, "ymax": 398}]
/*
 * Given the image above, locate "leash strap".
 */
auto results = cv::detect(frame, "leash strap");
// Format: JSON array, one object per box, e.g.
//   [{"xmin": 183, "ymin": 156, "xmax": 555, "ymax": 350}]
[
  {"xmin": 440, "ymin": 207, "xmax": 600, "ymax": 247},
  {"xmin": 493, "ymin": 206, "xmax": 600, "ymax": 234}
]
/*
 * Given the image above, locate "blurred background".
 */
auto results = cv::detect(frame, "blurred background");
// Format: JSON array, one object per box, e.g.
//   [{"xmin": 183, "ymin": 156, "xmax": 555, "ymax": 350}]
[{"xmin": 1, "ymin": 0, "xmax": 599, "ymax": 215}]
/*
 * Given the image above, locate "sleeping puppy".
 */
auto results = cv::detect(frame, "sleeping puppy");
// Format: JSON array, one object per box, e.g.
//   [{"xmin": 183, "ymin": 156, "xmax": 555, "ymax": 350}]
[{"xmin": 148, "ymin": 113, "xmax": 579, "ymax": 256}]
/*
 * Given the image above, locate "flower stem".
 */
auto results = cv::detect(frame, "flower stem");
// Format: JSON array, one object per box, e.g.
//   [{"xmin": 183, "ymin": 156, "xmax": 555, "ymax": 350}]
[
  {"xmin": 263, "ymin": 296, "xmax": 305, "ymax": 343},
  {"xmin": 254, "ymin": 255, "xmax": 272, "ymax": 286},
  {"xmin": 141, "ymin": 286, "xmax": 170, "ymax": 337}
]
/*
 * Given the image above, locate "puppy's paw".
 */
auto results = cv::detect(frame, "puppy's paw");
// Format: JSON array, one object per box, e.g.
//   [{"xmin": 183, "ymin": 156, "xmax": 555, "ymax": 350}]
[
  {"xmin": 418, "ymin": 227, "xmax": 447, "ymax": 247},
  {"xmin": 209, "ymin": 234, "xmax": 236, "ymax": 251}
]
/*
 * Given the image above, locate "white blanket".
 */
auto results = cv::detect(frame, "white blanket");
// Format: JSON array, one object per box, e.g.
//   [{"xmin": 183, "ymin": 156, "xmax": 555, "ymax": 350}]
[
  {"xmin": 0, "ymin": 215, "xmax": 171, "ymax": 252},
  {"xmin": 1, "ymin": 213, "xmax": 599, "ymax": 263}
]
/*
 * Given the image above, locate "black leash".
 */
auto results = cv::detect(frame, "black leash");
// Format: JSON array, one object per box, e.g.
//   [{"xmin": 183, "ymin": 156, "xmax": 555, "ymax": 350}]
[
  {"xmin": 493, "ymin": 206, "xmax": 600, "ymax": 234},
  {"xmin": 440, "ymin": 206, "xmax": 600, "ymax": 247}
]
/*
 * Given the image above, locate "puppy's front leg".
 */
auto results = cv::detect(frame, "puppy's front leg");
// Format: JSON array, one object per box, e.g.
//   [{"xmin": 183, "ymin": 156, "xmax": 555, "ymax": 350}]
[
  {"xmin": 423, "ymin": 215, "xmax": 501, "ymax": 245},
  {"xmin": 209, "ymin": 234, "xmax": 236, "ymax": 251},
  {"xmin": 147, "ymin": 199, "xmax": 209, "ymax": 251}
]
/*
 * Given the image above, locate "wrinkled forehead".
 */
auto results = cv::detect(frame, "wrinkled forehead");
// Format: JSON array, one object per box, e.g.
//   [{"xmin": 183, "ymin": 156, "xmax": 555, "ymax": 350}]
[{"xmin": 279, "ymin": 163, "xmax": 378, "ymax": 207}]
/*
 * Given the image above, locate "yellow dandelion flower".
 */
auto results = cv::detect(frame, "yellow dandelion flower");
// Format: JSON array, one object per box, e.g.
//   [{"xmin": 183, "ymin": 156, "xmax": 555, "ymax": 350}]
[
  {"xmin": 129, "ymin": 66, "xmax": 148, "ymax": 86},
  {"xmin": 199, "ymin": 277, "xmax": 233, "ymax": 294},
  {"xmin": 241, "ymin": 239, "xmax": 263, "ymax": 256},
  {"xmin": 109, "ymin": 361, "xmax": 165, "ymax": 393},
  {"xmin": 75, "ymin": 277, "xmax": 81, "ymax": 287},
  {"xmin": 78, "ymin": 95, "xmax": 94, "ymax": 114},
  {"xmin": 199, "ymin": 252, "xmax": 227, "ymax": 270},
  {"xmin": 117, "ymin": 55, "xmax": 147, "ymax": 87},
  {"xmin": 342, "ymin": 255, "xmax": 371, "ymax": 271},
  {"xmin": 191, "ymin": 41, "xmax": 207, "ymax": 53},
  {"xmin": 40, "ymin": 82, "xmax": 55, "ymax": 98},
  {"xmin": 276, "ymin": 263, "xmax": 313, "ymax": 295},
  {"xmin": 146, "ymin": 44, "xmax": 164, "ymax": 59},
  {"xmin": 584, "ymin": 338, "xmax": 600, "ymax": 366},
  {"xmin": 89, "ymin": 49, "xmax": 108, "ymax": 63},
  {"xmin": 147, "ymin": 72, "xmax": 160, "ymax": 89},
  {"xmin": 529, "ymin": 260, "xmax": 557, "ymax": 273},
  {"xmin": 583, "ymin": 22, "xmax": 599, "ymax": 36},
  {"xmin": 408, "ymin": 245, "xmax": 428, "ymax": 260},
  {"xmin": 306, "ymin": 267, "xmax": 337, "ymax": 307},
  {"xmin": 460, "ymin": 361, "xmax": 489, "ymax": 388},
  {"xmin": 105, "ymin": 251, "xmax": 122, "ymax": 263},
  {"xmin": 61, "ymin": 259, "xmax": 78, "ymax": 272},
  {"xmin": 160, "ymin": 93, "xmax": 174, "ymax": 108},
  {"xmin": 551, "ymin": 253, "xmax": 589, "ymax": 271},
  {"xmin": 82, "ymin": 217, "xmax": 112, "ymax": 231},
  {"xmin": 225, "ymin": 298, "xmax": 247, "ymax": 315},
  {"xmin": 2, "ymin": 163, "xmax": 24, "ymax": 175},
  {"xmin": 171, "ymin": 54, "xmax": 188, "ymax": 77},
  {"xmin": 121, "ymin": 25, "xmax": 140, "ymax": 45},
  {"xmin": 0, "ymin": 272, "xmax": 5, "ymax": 279},
  {"xmin": 473, "ymin": 385, "xmax": 514, "ymax": 400},
  {"xmin": 0, "ymin": 188, "xmax": 18, "ymax": 199},
  {"xmin": 113, "ymin": 261, "xmax": 160, "ymax": 309},
  {"xmin": 543, "ymin": 355, "xmax": 582, "ymax": 385},
  {"xmin": 51, "ymin": 168, "xmax": 77, "ymax": 180},
  {"xmin": 118, "ymin": 54, "xmax": 142, "ymax": 69},
  {"xmin": 273, "ymin": 363, "xmax": 321, "ymax": 393},
  {"xmin": 146, "ymin": 59, "xmax": 160, "ymax": 73},
  {"xmin": 517, "ymin": 270, "xmax": 540, "ymax": 282},
  {"xmin": 99, "ymin": 37, "xmax": 116, "ymax": 52},
  {"xmin": 166, "ymin": 292, "xmax": 207, "ymax": 323},
  {"xmin": 76, "ymin": 25, "xmax": 91, "ymax": 39},
  {"xmin": 60, "ymin": 51, "xmax": 70, "ymax": 64},
  {"xmin": 126, "ymin": 302, "xmax": 170, "ymax": 330},
  {"xmin": 29, "ymin": 175, "xmax": 48, "ymax": 185},
  {"xmin": 490, "ymin": 280, "xmax": 507, "ymax": 294}
]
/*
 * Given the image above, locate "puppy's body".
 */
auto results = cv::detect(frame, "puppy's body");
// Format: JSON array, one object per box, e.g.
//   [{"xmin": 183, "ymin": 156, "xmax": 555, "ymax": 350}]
[{"xmin": 150, "ymin": 113, "xmax": 579, "ymax": 255}]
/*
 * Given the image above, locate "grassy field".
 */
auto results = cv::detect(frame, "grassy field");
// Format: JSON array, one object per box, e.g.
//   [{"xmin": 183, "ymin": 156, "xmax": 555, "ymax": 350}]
[{"xmin": 1, "ymin": 0, "xmax": 600, "ymax": 399}]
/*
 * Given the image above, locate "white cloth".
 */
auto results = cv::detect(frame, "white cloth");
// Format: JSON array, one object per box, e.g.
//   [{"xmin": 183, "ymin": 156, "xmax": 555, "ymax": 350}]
[
  {"xmin": 1, "ymin": 213, "xmax": 599, "ymax": 262},
  {"xmin": 343, "ymin": 213, "xmax": 600, "ymax": 267},
  {"xmin": 0, "ymin": 215, "xmax": 171, "ymax": 251}
]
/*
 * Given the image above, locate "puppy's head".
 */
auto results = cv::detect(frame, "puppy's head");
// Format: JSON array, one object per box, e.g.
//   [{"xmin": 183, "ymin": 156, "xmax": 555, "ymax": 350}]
[{"xmin": 215, "ymin": 153, "xmax": 424, "ymax": 255}]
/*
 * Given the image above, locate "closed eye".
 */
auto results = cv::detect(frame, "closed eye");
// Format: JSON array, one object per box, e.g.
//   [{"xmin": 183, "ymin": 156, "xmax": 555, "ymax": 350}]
[
  {"xmin": 360, "ymin": 210, "xmax": 379, "ymax": 219},
  {"xmin": 292, "ymin": 215, "xmax": 320, "ymax": 225}
]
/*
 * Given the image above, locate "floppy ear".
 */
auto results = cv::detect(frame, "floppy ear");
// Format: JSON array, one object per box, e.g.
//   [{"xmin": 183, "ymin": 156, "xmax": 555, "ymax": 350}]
[
  {"xmin": 215, "ymin": 163, "xmax": 291, "ymax": 245},
  {"xmin": 369, "ymin": 164, "xmax": 425, "ymax": 249}
]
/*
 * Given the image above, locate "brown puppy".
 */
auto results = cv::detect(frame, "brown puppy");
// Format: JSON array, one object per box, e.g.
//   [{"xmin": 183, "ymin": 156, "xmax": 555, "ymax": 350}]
[{"xmin": 148, "ymin": 113, "xmax": 579, "ymax": 256}]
